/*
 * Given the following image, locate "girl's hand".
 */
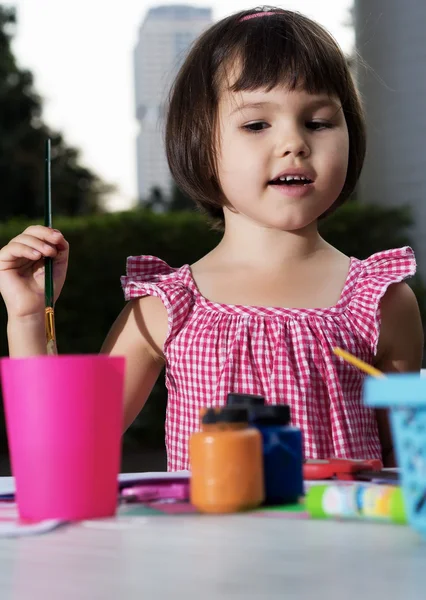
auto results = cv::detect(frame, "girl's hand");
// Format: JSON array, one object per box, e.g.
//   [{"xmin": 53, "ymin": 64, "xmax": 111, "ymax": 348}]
[{"xmin": 0, "ymin": 226, "xmax": 69, "ymax": 318}]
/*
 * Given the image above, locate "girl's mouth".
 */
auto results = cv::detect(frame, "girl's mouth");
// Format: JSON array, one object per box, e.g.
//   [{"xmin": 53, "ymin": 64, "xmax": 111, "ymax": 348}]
[
  {"xmin": 269, "ymin": 175, "xmax": 313, "ymax": 186},
  {"xmin": 268, "ymin": 175, "xmax": 315, "ymax": 198}
]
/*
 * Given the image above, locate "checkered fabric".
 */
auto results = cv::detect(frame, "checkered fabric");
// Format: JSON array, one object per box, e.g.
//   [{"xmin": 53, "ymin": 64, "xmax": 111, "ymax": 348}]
[{"xmin": 121, "ymin": 246, "xmax": 416, "ymax": 471}]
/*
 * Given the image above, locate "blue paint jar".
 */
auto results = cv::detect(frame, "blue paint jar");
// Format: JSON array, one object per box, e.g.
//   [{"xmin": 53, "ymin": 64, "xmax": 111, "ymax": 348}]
[
  {"xmin": 252, "ymin": 405, "xmax": 304, "ymax": 505},
  {"xmin": 226, "ymin": 394, "xmax": 303, "ymax": 504}
]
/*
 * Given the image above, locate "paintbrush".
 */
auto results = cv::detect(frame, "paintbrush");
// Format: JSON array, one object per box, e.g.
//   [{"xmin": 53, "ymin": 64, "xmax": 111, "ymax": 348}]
[
  {"xmin": 333, "ymin": 347, "xmax": 385, "ymax": 378},
  {"xmin": 44, "ymin": 138, "xmax": 57, "ymax": 355}
]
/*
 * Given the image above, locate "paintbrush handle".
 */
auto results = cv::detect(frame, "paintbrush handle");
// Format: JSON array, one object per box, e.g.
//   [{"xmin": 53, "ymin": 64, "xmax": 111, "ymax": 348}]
[
  {"xmin": 44, "ymin": 138, "xmax": 56, "ymax": 350},
  {"xmin": 44, "ymin": 139, "xmax": 54, "ymax": 309},
  {"xmin": 333, "ymin": 347, "xmax": 384, "ymax": 378},
  {"xmin": 44, "ymin": 257, "xmax": 54, "ymax": 309}
]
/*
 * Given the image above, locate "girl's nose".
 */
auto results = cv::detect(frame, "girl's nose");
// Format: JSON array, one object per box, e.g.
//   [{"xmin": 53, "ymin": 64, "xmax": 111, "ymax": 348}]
[{"xmin": 275, "ymin": 130, "xmax": 311, "ymax": 158}]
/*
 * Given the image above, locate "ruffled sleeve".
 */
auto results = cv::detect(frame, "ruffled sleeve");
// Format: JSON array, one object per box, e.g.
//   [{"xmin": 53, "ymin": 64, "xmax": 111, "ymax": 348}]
[
  {"xmin": 346, "ymin": 246, "xmax": 416, "ymax": 352},
  {"xmin": 120, "ymin": 255, "xmax": 195, "ymax": 348}
]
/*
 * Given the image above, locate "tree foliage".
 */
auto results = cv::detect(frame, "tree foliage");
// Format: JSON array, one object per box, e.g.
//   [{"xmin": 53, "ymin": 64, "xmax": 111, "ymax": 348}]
[
  {"xmin": 1, "ymin": 203, "xmax": 424, "ymax": 452},
  {"xmin": 0, "ymin": 5, "xmax": 112, "ymax": 221}
]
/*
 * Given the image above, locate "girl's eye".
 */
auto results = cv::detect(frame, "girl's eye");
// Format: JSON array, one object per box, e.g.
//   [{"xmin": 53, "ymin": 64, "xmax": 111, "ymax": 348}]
[
  {"xmin": 242, "ymin": 121, "xmax": 270, "ymax": 133},
  {"xmin": 306, "ymin": 121, "xmax": 333, "ymax": 131}
]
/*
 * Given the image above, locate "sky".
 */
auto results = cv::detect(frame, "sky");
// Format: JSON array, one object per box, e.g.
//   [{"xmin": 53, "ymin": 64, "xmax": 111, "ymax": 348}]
[{"xmin": 9, "ymin": 0, "xmax": 354, "ymax": 209}]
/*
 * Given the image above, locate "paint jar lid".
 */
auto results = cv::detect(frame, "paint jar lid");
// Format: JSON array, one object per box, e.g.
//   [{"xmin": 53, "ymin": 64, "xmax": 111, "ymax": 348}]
[
  {"xmin": 217, "ymin": 407, "xmax": 249, "ymax": 423},
  {"xmin": 250, "ymin": 405, "xmax": 291, "ymax": 425},
  {"xmin": 201, "ymin": 407, "xmax": 249, "ymax": 425},
  {"xmin": 226, "ymin": 393, "xmax": 265, "ymax": 406},
  {"xmin": 201, "ymin": 408, "xmax": 219, "ymax": 425}
]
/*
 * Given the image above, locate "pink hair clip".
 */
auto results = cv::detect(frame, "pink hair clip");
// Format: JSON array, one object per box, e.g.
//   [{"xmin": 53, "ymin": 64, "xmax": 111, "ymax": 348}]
[{"xmin": 240, "ymin": 11, "xmax": 280, "ymax": 21}]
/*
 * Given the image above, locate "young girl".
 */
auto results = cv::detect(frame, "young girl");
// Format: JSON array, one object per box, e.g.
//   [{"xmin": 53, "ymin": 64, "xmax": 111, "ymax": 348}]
[{"xmin": 0, "ymin": 7, "xmax": 423, "ymax": 470}]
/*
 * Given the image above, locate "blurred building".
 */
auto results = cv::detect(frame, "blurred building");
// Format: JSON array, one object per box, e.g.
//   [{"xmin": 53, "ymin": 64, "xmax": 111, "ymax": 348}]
[
  {"xmin": 354, "ymin": 0, "xmax": 426, "ymax": 275},
  {"xmin": 134, "ymin": 5, "xmax": 212, "ymax": 203}
]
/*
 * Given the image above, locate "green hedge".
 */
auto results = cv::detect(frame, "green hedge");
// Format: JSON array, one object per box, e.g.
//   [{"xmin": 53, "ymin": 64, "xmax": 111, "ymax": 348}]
[{"xmin": 0, "ymin": 204, "xmax": 424, "ymax": 453}]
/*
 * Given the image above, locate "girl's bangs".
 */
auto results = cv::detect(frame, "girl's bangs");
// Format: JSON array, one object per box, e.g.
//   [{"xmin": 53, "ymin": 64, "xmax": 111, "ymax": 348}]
[{"xmin": 228, "ymin": 24, "xmax": 347, "ymax": 101}]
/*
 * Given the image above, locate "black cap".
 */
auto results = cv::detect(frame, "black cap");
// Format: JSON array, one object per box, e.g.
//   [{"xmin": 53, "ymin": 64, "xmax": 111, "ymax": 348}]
[
  {"xmin": 201, "ymin": 408, "xmax": 219, "ymax": 425},
  {"xmin": 217, "ymin": 407, "xmax": 248, "ymax": 423},
  {"xmin": 250, "ymin": 405, "xmax": 291, "ymax": 425},
  {"xmin": 227, "ymin": 393, "xmax": 265, "ymax": 407}
]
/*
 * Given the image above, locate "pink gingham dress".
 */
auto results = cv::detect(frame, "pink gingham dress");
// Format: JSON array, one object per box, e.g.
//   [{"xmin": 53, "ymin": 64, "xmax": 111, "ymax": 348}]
[{"xmin": 121, "ymin": 246, "xmax": 416, "ymax": 471}]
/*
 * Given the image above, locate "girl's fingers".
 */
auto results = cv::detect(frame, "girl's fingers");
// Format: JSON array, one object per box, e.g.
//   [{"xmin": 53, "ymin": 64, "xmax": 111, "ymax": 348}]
[
  {"xmin": 0, "ymin": 228, "xmax": 68, "ymax": 267},
  {"xmin": 23, "ymin": 225, "xmax": 64, "ymax": 244},
  {"xmin": 0, "ymin": 242, "xmax": 43, "ymax": 262},
  {"xmin": 9, "ymin": 235, "xmax": 59, "ymax": 258}
]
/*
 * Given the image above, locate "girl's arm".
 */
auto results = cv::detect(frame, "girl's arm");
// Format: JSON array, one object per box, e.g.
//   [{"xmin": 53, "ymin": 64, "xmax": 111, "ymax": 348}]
[
  {"xmin": 374, "ymin": 282, "xmax": 424, "ymax": 466},
  {"xmin": 101, "ymin": 295, "xmax": 169, "ymax": 430}
]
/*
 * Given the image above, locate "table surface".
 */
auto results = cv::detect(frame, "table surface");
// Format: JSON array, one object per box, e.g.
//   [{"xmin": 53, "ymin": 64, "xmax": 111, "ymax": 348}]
[{"xmin": 0, "ymin": 476, "xmax": 425, "ymax": 600}]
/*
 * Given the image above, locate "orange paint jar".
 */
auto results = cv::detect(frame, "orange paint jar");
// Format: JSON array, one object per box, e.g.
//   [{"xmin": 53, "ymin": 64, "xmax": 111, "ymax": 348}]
[{"xmin": 189, "ymin": 407, "xmax": 264, "ymax": 514}]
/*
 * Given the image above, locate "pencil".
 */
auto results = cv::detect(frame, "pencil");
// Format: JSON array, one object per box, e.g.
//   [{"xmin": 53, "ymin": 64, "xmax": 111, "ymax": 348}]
[
  {"xmin": 333, "ymin": 347, "xmax": 384, "ymax": 378},
  {"xmin": 44, "ymin": 138, "xmax": 57, "ymax": 355}
]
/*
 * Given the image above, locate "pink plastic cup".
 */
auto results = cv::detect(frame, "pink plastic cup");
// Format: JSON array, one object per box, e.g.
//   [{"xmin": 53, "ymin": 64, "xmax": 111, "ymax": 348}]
[{"xmin": 0, "ymin": 354, "xmax": 125, "ymax": 521}]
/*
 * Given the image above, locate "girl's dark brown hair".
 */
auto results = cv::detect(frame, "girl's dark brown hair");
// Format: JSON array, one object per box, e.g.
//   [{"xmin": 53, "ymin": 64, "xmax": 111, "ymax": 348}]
[{"xmin": 166, "ymin": 6, "xmax": 366, "ymax": 227}]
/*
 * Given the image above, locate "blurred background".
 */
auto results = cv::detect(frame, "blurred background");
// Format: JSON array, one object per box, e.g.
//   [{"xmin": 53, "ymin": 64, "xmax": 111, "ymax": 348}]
[{"xmin": 0, "ymin": 0, "xmax": 425, "ymax": 474}]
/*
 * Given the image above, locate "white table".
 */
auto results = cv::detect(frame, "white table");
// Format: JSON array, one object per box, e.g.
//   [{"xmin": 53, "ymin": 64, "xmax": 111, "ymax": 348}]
[{"xmin": 0, "ymin": 476, "xmax": 425, "ymax": 600}]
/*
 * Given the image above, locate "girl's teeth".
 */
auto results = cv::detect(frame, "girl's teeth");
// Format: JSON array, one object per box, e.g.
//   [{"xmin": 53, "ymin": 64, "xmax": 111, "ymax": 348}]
[
  {"xmin": 277, "ymin": 175, "xmax": 310, "ymax": 183},
  {"xmin": 279, "ymin": 175, "xmax": 305, "ymax": 181}
]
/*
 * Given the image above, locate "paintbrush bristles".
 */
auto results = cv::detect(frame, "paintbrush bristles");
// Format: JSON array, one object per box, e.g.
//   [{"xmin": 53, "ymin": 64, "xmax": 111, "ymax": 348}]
[{"xmin": 45, "ymin": 307, "xmax": 57, "ymax": 355}]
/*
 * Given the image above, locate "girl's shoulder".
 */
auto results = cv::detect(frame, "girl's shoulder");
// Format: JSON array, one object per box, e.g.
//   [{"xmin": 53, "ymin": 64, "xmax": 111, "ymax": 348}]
[
  {"xmin": 346, "ymin": 246, "xmax": 416, "ymax": 304},
  {"xmin": 344, "ymin": 246, "xmax": 417, "ymax": 352},
  {"xmin": 120, "ymin": 255, "xmax": 197, "ymax": 350},
  {"xmin": 121, "ymin": 255, "xmax": 197, "ymax": 293},
  {"xmin": 352, "ymin": 246, "xmax": 416, "ymax": 278},
  {"xmin": 121, "ymin": 255, "xmax": 186, "ymax": 283}
]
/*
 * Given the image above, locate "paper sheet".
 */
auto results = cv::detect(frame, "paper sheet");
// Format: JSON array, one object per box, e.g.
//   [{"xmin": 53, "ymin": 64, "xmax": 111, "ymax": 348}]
[
  {"xmin": 0, "ymin": 471, "xmax": 191, "ymax": 498},
  {"xmin": 0, "ymin": 472, "xmax": 190, "ymax": 537},
  {"xmin": 0, "ymin": 502, "xmax": 63, "ymax": 538}
]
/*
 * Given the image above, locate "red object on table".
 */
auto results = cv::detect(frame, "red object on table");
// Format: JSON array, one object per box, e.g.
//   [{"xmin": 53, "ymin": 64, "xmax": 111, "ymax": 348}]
[{"xmin": 303, "ymin": 458, "xmax": 383, "ymax": 480}]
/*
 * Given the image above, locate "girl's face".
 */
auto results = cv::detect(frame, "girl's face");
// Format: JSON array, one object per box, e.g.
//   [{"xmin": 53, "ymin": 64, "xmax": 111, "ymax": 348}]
[{"xmin": 216, "ymin": 83, "xmax": 349, "ymax": 232}]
